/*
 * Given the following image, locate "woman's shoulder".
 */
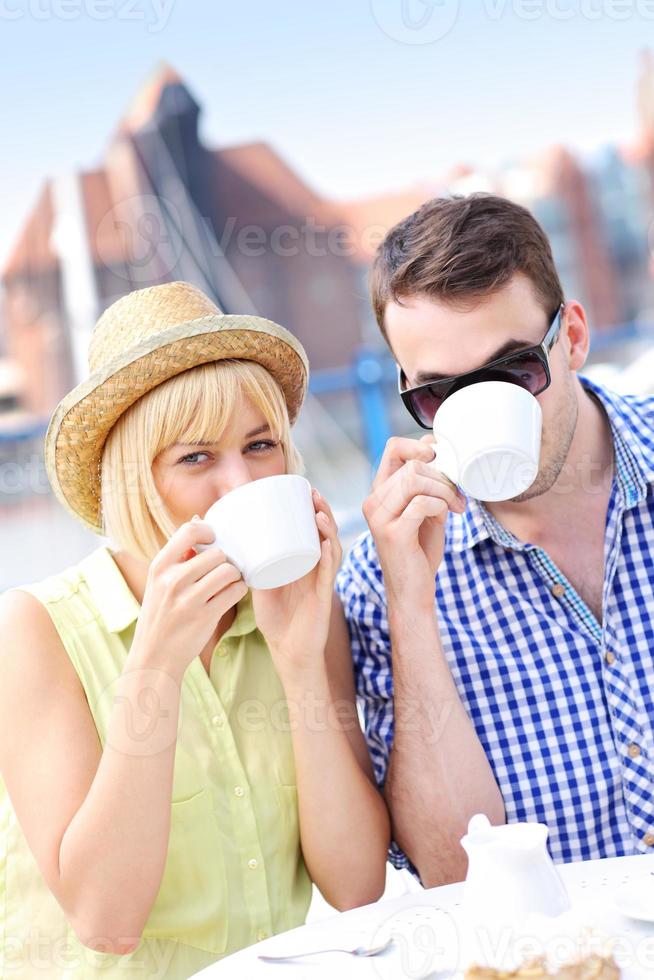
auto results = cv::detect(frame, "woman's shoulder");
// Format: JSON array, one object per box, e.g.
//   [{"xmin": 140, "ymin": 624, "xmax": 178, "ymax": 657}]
[
  {"xmin": 0, "ymin": 546, "xmax": 110, "ymax": 651},
  {"xmin": 0, "ymin": 580, "xmax": 80, "ymax": 697}
]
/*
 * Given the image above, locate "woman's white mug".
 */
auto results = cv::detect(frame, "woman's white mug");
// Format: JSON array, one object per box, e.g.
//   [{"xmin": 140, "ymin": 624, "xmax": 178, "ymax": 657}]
[
  {"xmin": 196, "ymin": 474, "xmax": 321, "ymax": 589},
  {"xmin": 431, "ymin": 380, "xmax": 542, "ymax": 502}
]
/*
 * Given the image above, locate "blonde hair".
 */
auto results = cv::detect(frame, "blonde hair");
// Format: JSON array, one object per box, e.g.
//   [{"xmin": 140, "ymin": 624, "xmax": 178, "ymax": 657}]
[{"xmin": 100, "ymin": 360, "xmax": 304, "ymax": 562}]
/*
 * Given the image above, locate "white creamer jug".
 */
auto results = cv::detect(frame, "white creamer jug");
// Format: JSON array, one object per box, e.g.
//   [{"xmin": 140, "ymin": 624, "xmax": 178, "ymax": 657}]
[{"xmin": 460, "ymin": 813, "xmax": 570, "ymax": 946}]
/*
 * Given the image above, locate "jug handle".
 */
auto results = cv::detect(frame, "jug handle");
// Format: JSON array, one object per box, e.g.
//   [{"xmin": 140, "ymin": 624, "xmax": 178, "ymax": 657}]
[{"xmin": 467, "ymin": 813, "xmax": 492, "ymax": 835}]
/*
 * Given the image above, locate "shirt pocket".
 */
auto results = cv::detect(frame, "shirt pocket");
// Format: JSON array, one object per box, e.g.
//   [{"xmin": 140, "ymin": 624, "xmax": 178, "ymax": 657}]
[{"xmin": 141, "ymin": 787, "xmax": 228, "ymax": 954}]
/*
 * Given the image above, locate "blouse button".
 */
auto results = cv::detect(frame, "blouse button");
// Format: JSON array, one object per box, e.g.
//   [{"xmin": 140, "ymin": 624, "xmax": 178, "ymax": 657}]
[
  {"xmin": 248, "ymin": 858, "xmax": 258, "ymax": 870},
  {"xmin": 211, "ymin": 713, "xmax": 224, "ymax": 728},
  {"xmin": 234, "ymin": 786, "xmax": 245, "ymax": 798}
]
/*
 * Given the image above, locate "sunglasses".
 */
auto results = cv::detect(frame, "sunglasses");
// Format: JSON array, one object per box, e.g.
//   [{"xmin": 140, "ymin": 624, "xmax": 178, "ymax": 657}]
[{"xmin": 398, "ymin": 304, "xmax": 565, "ymax": 429}]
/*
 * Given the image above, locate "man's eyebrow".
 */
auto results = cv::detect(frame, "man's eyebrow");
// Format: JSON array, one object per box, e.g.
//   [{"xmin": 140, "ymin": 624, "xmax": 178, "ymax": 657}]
[
  {"xmin": 169, "ymin": 424, "xmax": 271, "ymax": 450},
  {"xmin": 412, "ymin": 338, "xmax": 531, "ymax": 385}
]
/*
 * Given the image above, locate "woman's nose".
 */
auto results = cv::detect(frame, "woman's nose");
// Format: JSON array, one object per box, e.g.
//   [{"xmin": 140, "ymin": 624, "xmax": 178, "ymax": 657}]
[{"xmin": 215, "ymin": 455, "xmax": 252, "ymax": 497}]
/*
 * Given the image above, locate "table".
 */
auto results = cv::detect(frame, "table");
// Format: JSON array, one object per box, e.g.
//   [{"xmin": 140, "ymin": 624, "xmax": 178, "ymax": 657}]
[{"xmin": 193, "ymin": 854, "xmax": 654, "ymax": 979}]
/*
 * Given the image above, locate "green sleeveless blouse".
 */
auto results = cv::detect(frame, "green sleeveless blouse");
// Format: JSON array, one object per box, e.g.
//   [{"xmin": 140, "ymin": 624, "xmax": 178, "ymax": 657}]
[{"xmin": 1, "ymin": 546, "xmax": 311, "ymax": 978}]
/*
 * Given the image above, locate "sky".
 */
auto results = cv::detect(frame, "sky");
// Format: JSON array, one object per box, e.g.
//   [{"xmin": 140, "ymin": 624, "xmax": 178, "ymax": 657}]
[{"xmin": 0, "ymin": 0, "xmax": 652, "ymax": 268}]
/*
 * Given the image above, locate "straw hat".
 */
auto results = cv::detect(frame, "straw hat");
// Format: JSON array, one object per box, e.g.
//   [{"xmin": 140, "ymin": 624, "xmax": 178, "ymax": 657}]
[{"xmin": 45, "ymin": 281, "xmax": 309, "ymax": 533}]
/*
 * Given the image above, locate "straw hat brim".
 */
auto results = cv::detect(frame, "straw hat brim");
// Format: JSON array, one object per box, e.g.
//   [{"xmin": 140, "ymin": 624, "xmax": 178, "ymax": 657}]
[{"xmin": 45, "ymin": 313, "xmax": 309, "ymax": 533}]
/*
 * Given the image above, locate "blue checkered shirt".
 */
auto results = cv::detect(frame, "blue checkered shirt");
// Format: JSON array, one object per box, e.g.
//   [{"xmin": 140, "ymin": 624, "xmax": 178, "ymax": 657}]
[{"xmin": 336, "ymin": 377, "xmax": 654, "ymax": 872}]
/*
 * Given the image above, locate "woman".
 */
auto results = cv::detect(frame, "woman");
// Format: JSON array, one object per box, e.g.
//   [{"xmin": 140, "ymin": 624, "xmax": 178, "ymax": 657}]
[{"xmin": 0, "ymin": 282, "xmax": 390, "ymax": 979}]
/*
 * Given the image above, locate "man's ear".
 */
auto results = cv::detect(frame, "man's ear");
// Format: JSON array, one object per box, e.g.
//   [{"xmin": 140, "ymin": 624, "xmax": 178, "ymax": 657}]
[{"xmin": 561, "ymin": 301, "xmax": 590, "ymax": 372}]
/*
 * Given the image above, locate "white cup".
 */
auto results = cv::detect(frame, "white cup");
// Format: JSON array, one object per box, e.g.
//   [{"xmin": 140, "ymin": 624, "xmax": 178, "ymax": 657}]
[
  {"xmin": 196, "ymin": 474, "xmax": 321, "ymax": 590},
  {"xmin": 432, "ymin": 380, "xmax": 542, "ymax": 502}
]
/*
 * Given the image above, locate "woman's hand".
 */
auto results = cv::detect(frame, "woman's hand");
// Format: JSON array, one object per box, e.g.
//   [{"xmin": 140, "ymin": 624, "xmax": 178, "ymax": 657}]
[
  {"xmin": 251, "ymin": 490, "xmax": 342, "ymax": 680},
  {"xmin": 131, "ymin": 518, "xmax": 248, "ymax": 678}
]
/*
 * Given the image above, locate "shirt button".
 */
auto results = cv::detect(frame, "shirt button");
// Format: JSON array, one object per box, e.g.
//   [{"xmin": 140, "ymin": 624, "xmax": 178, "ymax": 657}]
[
  {"xmin": 257, "ymin": 931, "xmax": 268, "ymax": 942},
  {"xmin": 605, "ymin": 651, "xmax": 616, "ymax": 666},
  {"xmin": 234, "ymin": 786, "xmax": 245, "ymax": 798},
  {"xmin": 551, "ymin": 583, "xmax": 566, "ymax": 598},
  {"xmin": 628, "ymin": 743, "xmax": 642, "ymax": 759},
  {"xmin": 211, "ymin": 714, "xmax": 224, "ymax": 727},
  {"xmin": 644, "ymin": 833, "xmax": 654, "ymax": 847},
  {"xmin": 248, "ymin": 858, "xmax": 258, "ymax": 870}
]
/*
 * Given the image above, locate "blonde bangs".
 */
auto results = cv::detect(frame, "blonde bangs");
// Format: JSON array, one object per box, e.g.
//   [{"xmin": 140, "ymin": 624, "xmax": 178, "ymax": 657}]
[{"xmin": 101, "ymin": 360, "xmax": 303, "ymax": 563}]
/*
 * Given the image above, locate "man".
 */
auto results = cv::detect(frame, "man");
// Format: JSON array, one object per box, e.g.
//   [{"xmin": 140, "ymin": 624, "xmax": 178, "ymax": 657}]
[{"xmin": 335, "ymin": 193, "xmax": 654, "ymax": 886}]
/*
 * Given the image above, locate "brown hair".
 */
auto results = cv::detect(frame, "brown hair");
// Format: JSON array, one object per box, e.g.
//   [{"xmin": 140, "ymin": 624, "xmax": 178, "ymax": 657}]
[{"xmin": 370, "ymin": 193, "xmax": 564, "ymax": 340}]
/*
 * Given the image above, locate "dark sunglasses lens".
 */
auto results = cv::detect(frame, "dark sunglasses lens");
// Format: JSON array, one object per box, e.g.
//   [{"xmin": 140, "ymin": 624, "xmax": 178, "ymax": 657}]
[
  {"xmin": 406, "ymin": 350, "xmax": 548, "ymax": 427},
  {"xmin": 409, "ymin": 385, "xmax": 446, "ymax": 427},
  {"xmin": 483, "ymin": 351, "xmax": 548, "ymax": 394}
]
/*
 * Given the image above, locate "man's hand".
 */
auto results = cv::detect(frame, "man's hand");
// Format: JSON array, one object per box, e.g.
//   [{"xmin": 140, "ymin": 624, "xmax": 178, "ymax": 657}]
[{"xmin": 363, "ymin": 434, "xmax": 466, "ymax": 609}]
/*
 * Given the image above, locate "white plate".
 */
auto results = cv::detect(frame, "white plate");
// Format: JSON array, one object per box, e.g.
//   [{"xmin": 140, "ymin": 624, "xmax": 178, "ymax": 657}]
[{"xmin": 614, "ymin": 872, "xmax": 654, "ymax": 923}]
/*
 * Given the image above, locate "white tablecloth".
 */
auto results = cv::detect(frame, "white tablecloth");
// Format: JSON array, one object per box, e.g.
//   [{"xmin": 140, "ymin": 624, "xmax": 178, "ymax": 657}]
[{"xmin": 193, "ymin": 854, "xmax": 654, "ymax": 979}]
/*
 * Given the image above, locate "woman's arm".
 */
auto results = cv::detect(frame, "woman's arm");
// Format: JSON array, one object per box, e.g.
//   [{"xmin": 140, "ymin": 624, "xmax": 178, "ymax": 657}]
[
  {"xmin": 0, "ymin": 520, "xmax": 247, "ymax": 953},
  {"xmin": 252, "ymin": 493, "xmax": 390, "ymax": 910},
  {"xmin": 283, "ymin": 595, "xmax": 389, "ymax": 910},
  {"xmin": 0, "ymin": 589, "xmax": 180, "ymax": 954}
]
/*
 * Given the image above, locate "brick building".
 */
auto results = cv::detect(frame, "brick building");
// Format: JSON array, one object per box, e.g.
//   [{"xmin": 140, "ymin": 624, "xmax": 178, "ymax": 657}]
[{"xmin": 1, "ymin": 64, "xmax": 370, "ymax": 419}]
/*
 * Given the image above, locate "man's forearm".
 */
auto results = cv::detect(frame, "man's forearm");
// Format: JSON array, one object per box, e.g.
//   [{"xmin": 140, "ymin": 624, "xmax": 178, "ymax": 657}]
[{"xmin": 385, "ymin": 602, "xmax": 505, "ymax": 886}]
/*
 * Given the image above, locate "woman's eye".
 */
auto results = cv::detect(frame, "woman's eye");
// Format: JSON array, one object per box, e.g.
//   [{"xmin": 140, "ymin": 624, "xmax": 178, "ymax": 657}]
[
  {"xmin": 247, "ymin": 440, "xmax": 278, "ymax": 453},
  {"xmin": 179, "ymin": 452, "xmax": 210, "ymax": 465}
]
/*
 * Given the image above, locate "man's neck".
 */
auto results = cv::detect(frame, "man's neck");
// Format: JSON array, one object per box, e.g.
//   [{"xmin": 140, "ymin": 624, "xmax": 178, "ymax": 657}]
[{"xmin": 485, "ymin": 381, "xmax": 615, "ymax": 548}]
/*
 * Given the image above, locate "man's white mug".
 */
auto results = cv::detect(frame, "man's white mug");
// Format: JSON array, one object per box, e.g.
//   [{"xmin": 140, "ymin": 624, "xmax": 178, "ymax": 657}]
[
  {"xmin": 431, "ymin": 380, "xmax": 542, "ymax": 502},
  {"xmin": 196, "ymin": 474, "xmax": 321, "ymax": 590}
]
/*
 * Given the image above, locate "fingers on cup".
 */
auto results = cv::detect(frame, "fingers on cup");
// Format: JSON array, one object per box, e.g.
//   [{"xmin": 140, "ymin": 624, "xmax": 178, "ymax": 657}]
[
  {"xmin": 404, "ymin": 461, "xmax": 466, "ymax": 513},
  {"xmin": 168, "ymin": 519, "xmax": 216, "ymax": 563},
  {"xmin": 385, "ymin": 465, "xmax": 458, "ymax": 517},
  {"xmin": 181, "ymin": 545, "xmax": 229, "ymax": 583},
  {"xmin": 402, "ymin": 494, "xmax": 449, "ymax": 525},
  {"xmin": 198, "ymin": 561, "xmax": 245, "ymax": 602},
  {"xmin": 374, "ymin": 436, "xmax": 435, "ymax": 487},
  {"xmin": 207, "ymin": 578, "xmax": 249, "ymax": 609}
]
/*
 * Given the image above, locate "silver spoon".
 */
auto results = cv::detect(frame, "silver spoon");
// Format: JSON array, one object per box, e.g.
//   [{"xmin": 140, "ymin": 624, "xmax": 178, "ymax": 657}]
[{"xmin": 258, "ymin": 937, "xmax": 394, "ymax": 962}]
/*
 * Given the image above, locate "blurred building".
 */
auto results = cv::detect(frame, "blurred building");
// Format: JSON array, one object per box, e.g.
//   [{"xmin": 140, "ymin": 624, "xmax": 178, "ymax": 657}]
[
  {"xmin": 4, "ymin": 53, "xmax": 654, "ymax": 428},
  {"xmin": 1, "ymin": 64, "xmax": 369, "ymax": 419}
]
